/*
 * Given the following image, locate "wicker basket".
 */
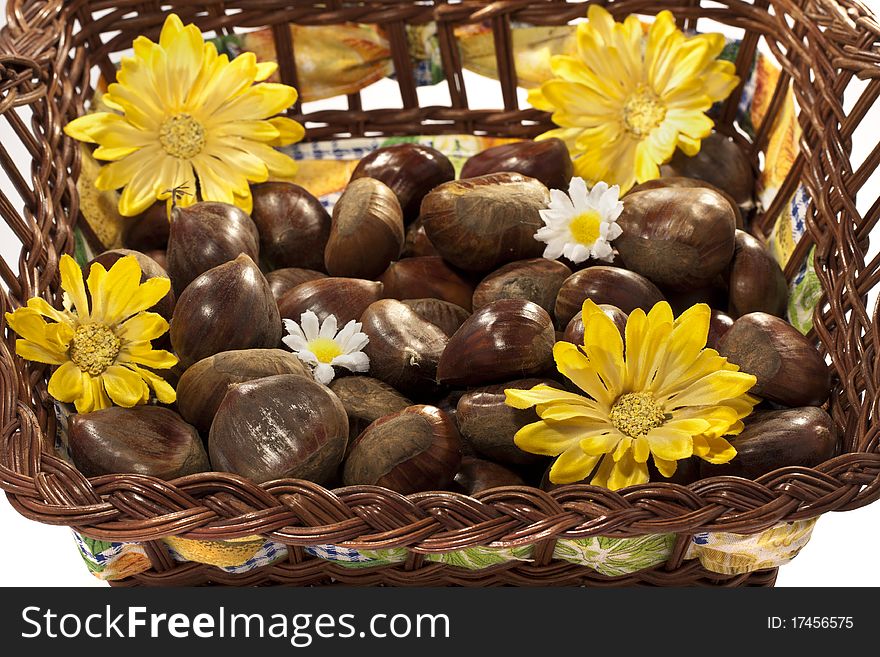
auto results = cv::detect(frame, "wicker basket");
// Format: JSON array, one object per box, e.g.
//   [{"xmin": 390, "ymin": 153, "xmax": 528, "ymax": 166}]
[{"xmin": 1, "ymin": 0, "xmax": 879, "ymax": 587}]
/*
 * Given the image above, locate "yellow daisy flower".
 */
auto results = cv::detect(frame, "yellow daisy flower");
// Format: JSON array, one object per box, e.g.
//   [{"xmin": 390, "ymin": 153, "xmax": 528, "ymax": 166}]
[
  {"xmin": 528, "ymin": 6, "xmax": 739, "ymax": 193},
  {"xmin": 506, "ymin": 300, "xmax": 758, "ymax": 490},
  {"xmin": 5, "ymin": 255, "xmax": 178, "ymax": 413},
  {"xmin": 64, "ymin": 13, "xmax": 305, "ymax": 217}
]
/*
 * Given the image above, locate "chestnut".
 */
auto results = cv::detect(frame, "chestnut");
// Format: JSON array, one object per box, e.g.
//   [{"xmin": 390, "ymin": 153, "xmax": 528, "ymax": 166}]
[
  {"xmin": 166, "ymin": 201, "xmax": 260, "ymax": 296},
  {"xmin": 329, "ymin": 376, "xmax": 413, "ymax": 445},
  {"xmin": 342, "ymin": 405, "xmax": 462, "ymax": 494},
  {"xmin": 437, "ymin": 299, "xmax": 555, "ymax": 386},
  {"xmin": 250, "ymin": 182, "xmax": 331, "ymax": 271},
  {"xmin": 400, "ymin": 298, "xmax": 471, "ymax": 337},
  {"xmin": 615, "ymin": 186, "xmax": 737, "ymax": 291},
  {"xmin": 402, "ymin": 217, "xmax": 440, "ymax": 258},
  {"xmin": 627, "ymin": 176, "xmax": 744, "ymax": 230},
  {"xmin": 277, "ymin": 277, "xmax": 383, "ymax": 326},
  {"xmin": 707, "ymin": 310, "xmax": 735, "ymax": 350},
  {"xmin": 420, "ymin": 173, "xmax": 550, "ymax": 273},
  {"xmin": 209, "ymin": 374, "xmax": 349, "ymax": 485},
  {"xmin": 717, "ymin": 312, "xmax": 832, "ymax": 407},
  {"xmin": 473, "ymin": 258, "xmax": 572, "ymax": 319},
  {"xmin": 350, "ymin": 143, "xmax": 455, "ymax": 224},
  {"xmin": 554, "ymin": 266, "xmax": 664, "ymax": 328},
  {"xmin": 728, "ymin": 230, "xmax": 788, "ymax": 318},
  {"xmin": 324, "ymin": 177, "xmax": 404, "ymax": 279},
  {"xmin": 123, "ymin": 202, "xmax": 169, "ymax": 251},
  {"xmin": 460, "ymin": 138, "xmax": 574, "ymax": 191},
  {"xmin": 265, "ymin": 268, "xmax": 327, "ymax": 301},
  {"xmin": 452, "ymin": 456, "xmax": 526, "ymax": 494},
  {"xmin": 379, "ymin": 256, "xmax": 474, "ymax": 311}
]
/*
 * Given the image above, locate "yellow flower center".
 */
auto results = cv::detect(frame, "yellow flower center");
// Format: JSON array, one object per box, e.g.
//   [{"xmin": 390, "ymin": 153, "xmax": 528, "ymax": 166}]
[
  {"xmin": 307, "ymin": 337, "xmax": 343, "ymax": 364},
  {"xmin": 159, "ymin": 113, "xmax": 206, "ymax": 159},
  {"xmin": 569, "ymin": 210, "xmax": 603, "ymax": 246},
  {"xmin": 609, "ymin": 392, "xmax": 666, "ymax": 438},
  {"xmin": 69, "ymin": 323, "xmax": 121, "ymax": 376},
  {"xmin": 622, "ymin": 88, "xmax": 667, "ymax": 137}
]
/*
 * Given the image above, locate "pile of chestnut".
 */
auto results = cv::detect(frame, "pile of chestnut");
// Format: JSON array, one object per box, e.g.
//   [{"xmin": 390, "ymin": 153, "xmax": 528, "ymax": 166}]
[{"xmin": 66, "ymin": 134, "xmax": 837, "ymax": 495}]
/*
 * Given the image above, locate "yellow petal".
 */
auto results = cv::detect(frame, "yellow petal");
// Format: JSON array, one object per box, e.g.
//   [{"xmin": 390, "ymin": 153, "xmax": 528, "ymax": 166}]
[
  {"xmin": 75, "ymin": 373, "xmax": 112, "ymax": 413},
  {"xmin": 606, "ymin": 449, "xmax": 649, "ymax": 490},
  {"xmin": 211, "ymin": 83, "xmax": 297, "ymax": 123},
  {"xmin": 580, "ymin": 299, "xmax": 624, "ymax": 395},
  {"xmin": 579, "ymin": 430, "xmax": 624, "ymax": 456},
  {"xmin": 645, "ymin": 426, "xmax": 694, "ymax": 461},
  {"xmin": 26, "ymin": 297, "xmax": 68, "ymax": 323},
  {"xmin": 47, "ymin": 361, "xmax": 85, "ymax": 403},
  {"xmin": 668, "ymin": 370, "xmax": 757, "ymax": 409},
  {"xmin": 536, "ymin": 403, "xmax": 607, "ymax": 422},
  {"xmin": 63, "ymin": 112, "xmax": 120, "ymax": 143},
  {"xmin": 116, "ymin": 312, "xmax": 169, "ymax": 342},
  {"xmin": 15, "ymin": 339, "xmax": 67, "ymax": 365},
  {"xmin": 101, "ymin": 255, "xmax": 145, "ymax": 325},
  {"xmin": 126, "ymin": 364, "xmax": 177, "ymax": 404},
  {"xmin": 245, "ymin": 142, "xmax": 299, "ymax": 179},
  {"xmin": 653, "ymin": 455, "xmax": 678, "ymax": 478},
  {"xmin": 549, "ymin": 444, "xmax": 601, "ymax": 484},
  {"xmin": 101, "ymin": 364, "xmax": 148, "ymax": 407},
  {"xmin": 267, "ymin": 117, "xmax": 305, "ymax": 147},
  {"xmin": 60, "ymin": 254, "xmax": 90, "ymax": 319},
  {"xmin": 123, "ymin": 277, "xmax": 173, "ymax": 318},
  {"xmin": 255, "ymin": 61, "xmax": 278, "ymax": 82},
  {"xmin": 631, "ymin": 436, "xmax": 651, "ymax": 463},
  {"xmin": 505, "ymin": 384, "xmax": 595, "ymax": 410},
  {"xmin": 693, "ymin": 434, "xmax": 737, "ymax": 464},
  {"xmin": 553, "ymin": 341, "xmax": 615, "ymax": 407},
  {"xmin": 120, "ymin": 342, "xmax": 178, "ymax": 370},
  {"xmin": 514, "ymin": 419, "xmax": 592, "ymax": 456}
]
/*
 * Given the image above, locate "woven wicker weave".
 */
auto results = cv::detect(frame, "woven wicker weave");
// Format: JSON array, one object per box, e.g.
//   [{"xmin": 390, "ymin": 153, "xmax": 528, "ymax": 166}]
[{"xmin": 1, "ymin": 0, "xmax": 879, "ymax": 587}]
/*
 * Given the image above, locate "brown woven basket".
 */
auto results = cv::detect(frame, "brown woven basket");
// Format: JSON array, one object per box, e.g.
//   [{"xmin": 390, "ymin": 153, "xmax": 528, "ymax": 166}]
[{"xmin": 1, "ymin": 0, "xmax": 879, "ymax": 587}]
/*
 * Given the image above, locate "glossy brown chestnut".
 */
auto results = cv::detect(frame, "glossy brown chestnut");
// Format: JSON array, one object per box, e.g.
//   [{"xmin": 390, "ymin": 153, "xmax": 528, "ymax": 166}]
[
  {"xmin": 627, "ymin": 176, "xmax": 744, "ymax": 230},
  {"xmin": 209, "ymin": 374, "xmax": 349, "ymax": 485},
  {"xmin": 379, "ymin": 256, "xmax": 474, "ymax": 311},
  {"xmin": 89, "ymin": 249, "xmax": 175, "ymax": 321},
  {"xmin": 360, "ymin": 299, "xmax": 449, "ymax": 393},
  {"xmin": 452, "ymin": 456, "xmax": 525, "ymax": 494},
  {"xmin": 615, "ymin": 186, "xmax": 737, "ymax": 291},
  {"xmin": 648, "ymin": 455, "xmax": 702, "ymax": 485},
  {"xmin": 420, "ymin": 173, "xmax": 550, "ymax": 272},
  {"xmin": 350, "ymin": 143, "xmax": 455, "ymax": 224},
  {"xmin": 170, "ymin": 254, "xmax": 281, "ymax": 368},
  {"xmin": 660, "ymin": 278, "xmax": 729, "ymax": 315},
  {"xmin": 473, "ymin": 258, "xmax": 572, "ymax": 318},
  {"xmin": 265, "ymin": 268, "xmax": 327, "ymax": 301},
  {"xmin": 456, "ymin": 378, "xmax": 558, "ymax": 465},
  {"xmin": 728, "ymin": 230, "xmax": 788, "ymax": 318},
  {"xmin": 554, "ymin": 266, "xmax": 664, "ymax": 328},
  {"xmin": 562, "ymin": 305, "xmax": 627, "ymax": 345},
  {"xmin": 324, "ymin": 177, "xmax": 404, "ymax": 279},
  {"xmin": 277, "ymin": 277, "xmax": 383, "ymax": 325},
  {"xmin": 402, "ymin": 217, "xmax": 440, "ymax": 258},
  {"xmin": 437, "ymin": 299, "xmax": 555, "ymax": 386},
  {"xmin": 460, "ymin": 138, "xmax": 574, "ymax": 191},
  {"xmin": 342, "ymin": 405, "xmax": 462, "ymax": 494},
  {"xmin": 176, "ymin": 348, "xmax": 310, "ymax": 436},
  {"xmin": 69, "ymin": 406, "xmax": 209, "ymax": 479},
  {"xmin": 700, "ymin": 407, "xmax": 837, "ymax": 479},
  {"xmin": 717, "ymin": 312, "xmax": 832, "ymax": 406},
  {"xmin": 250, "ymin": 182, "xmax": 331, "ymax": 271},
  {"xmin": 166, "ymin": 201, "xmax": 260, "ymax": 295},
  {"xmin": 707, "ymin": 310, "xmax": 735, "ymax": 350},
  {"xmin": 661, "ymin": 132, "xmax": 756, "ymax": 212},
  {"xmin": 400, "ymin": 298, "xmax": 471, "ymax": 337},
  {"xmin": 123, "ymin": 202, "xmax": 170, "ymax": 251},
  {"xmin": 329, "ymin": 375, "xmax": 413, "ymax": 444}
]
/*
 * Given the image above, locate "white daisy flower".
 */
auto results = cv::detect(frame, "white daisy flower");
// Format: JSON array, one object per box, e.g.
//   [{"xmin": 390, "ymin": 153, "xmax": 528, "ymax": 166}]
[
  {"xmin": 534, "ymin": 177, "xmax": 624, "ymax": 264},
  {"xmin": 282, "ymin": 311, "xmax": 370, "ymax": 385}
]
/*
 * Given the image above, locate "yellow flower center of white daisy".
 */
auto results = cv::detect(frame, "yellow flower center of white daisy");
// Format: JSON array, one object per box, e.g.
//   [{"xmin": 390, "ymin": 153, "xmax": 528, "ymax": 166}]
[
  {"xmin": 569, "ymin": 209, "xmax": 603, "ymax": 246},
  {"xmin": 307, "ymin": 337, "xmax": 343, "ymax": 364},
  {"xmin": 159, "ymin": 113, "xmax": 206, "ymax": 159},
  {"xmin": 622, "ymin": 88, "xmax": 667, "ymax": 138},
  {"xmin": 609, "ymin": 392, "xmax": 667, "ymax": 438},
  {"xmin": 69, "ymin": 323, "xmax": 121, "ymax": 375}
]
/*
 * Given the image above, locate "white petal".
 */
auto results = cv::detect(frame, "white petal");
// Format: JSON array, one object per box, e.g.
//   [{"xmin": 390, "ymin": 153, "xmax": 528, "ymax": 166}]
[
  {"xmin": 568, "ymin": 177, "xmax": 589, "ymax": 211},
  {"xmin": 334, "ymin": 321, "xmax": 358, "ymax": 347},
  {"xmin": 565, "ymin": 243, "xmax": 591, "ymax": 264},
  {"xmin": 283, "ymin": 318, "xmax": 306, "ymax": 342},
  {"xmin": 605, "ymin": 221, "xmax": 623, "ymax": 240},
  {"xmin": 588, "ymin": 181, "xmax": 608, "ymax": 206},
  {"xmin": 300, "ymin": 311, "xmax": 320, "ymax": 340},
  {"xmin": 343, "ymin": 332, "xmax": 369, "ymax": 353},
  {"xmin": 332, "ymin": 351, "xmax": 370, "ymax": 372},
  {"xmin": 282, "ymin": 334, "xmax": 309, "ymax": 352},
  {"xmin": 591, "ymin": 239, "xmax": 614, "ymax": 261},
  {"xmin": 314, "ymin": 363, "xmax": 335, "ymax": 385},
  {"xmin": 549, "ymin": 188, "xmax": 575, "ymax": 213},
  {"xmin": 319, "ymin": 314, "xmax": 338, "ymax": 339},
  {"xmin": 295, "ymin": 349, "xmax": 319, "ymax": 365},
  {"xmin": 542, "ymin": 241, "xmax": 566, "ymax": 261}
]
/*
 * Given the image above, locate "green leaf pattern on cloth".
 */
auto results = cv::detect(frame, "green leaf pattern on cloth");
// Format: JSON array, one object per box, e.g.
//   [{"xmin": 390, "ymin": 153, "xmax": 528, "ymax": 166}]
[{"xmin": 552, "ymin": 534, "xmax": 676, "ymax": 576}]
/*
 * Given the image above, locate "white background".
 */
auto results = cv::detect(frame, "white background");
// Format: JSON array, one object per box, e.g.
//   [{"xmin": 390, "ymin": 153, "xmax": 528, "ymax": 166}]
[{"xmin": 0, "ymin": 0, "xmax": 878, "ymax": 587}]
